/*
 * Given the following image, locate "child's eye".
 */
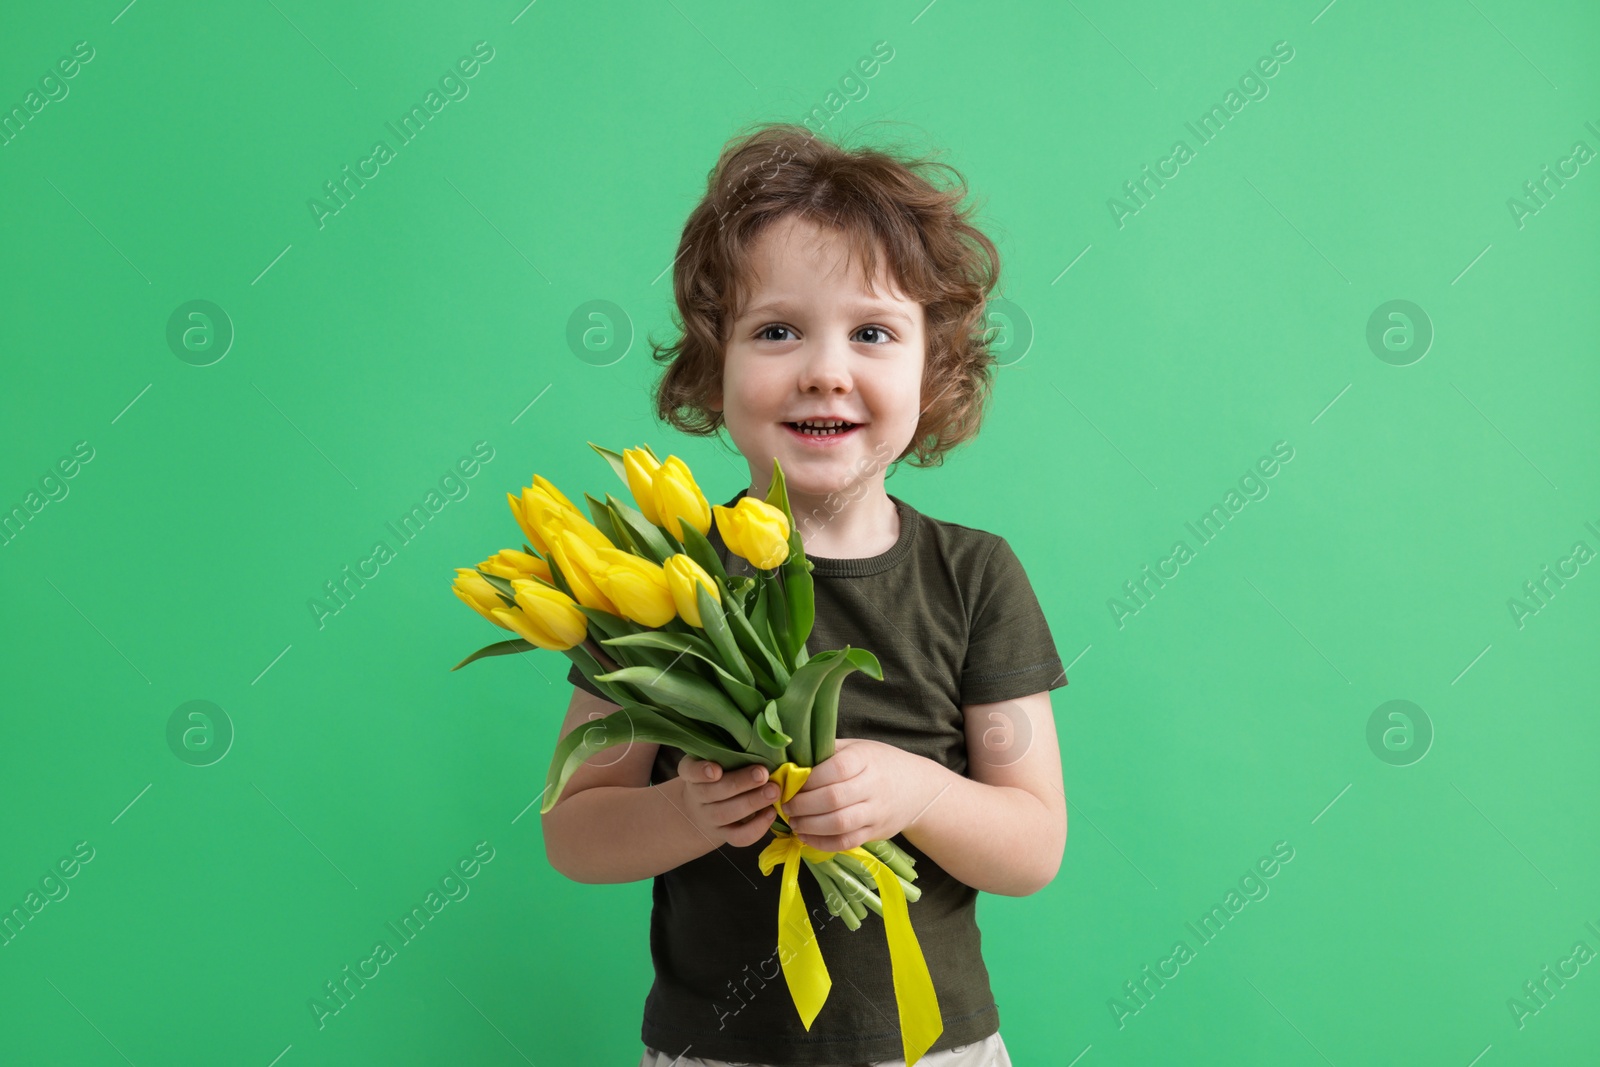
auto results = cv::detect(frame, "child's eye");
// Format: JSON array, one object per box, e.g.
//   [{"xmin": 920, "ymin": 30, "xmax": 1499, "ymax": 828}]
[{"xmin": 753, "ymin": 324, "xmax": 897, "ymax": 345}]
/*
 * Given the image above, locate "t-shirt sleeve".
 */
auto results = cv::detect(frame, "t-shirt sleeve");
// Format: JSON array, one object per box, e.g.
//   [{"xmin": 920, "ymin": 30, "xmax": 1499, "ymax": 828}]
[{"xmin": 960, "ymin": 536, "xmax": 1067, "ymax": 706}]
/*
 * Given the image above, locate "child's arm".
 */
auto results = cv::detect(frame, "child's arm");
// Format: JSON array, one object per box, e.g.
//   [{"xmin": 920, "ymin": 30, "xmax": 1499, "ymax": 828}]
[
  {"xmin": 783, "ymin": 689, "xmax": 1067, "ymax": 897},
  {"xmin": 907, "ymin": 689, "xmax": 1066, "ymax": 895},
  {"xmin": 541, "ymin": 686, "xmax": 780, "ymax": 883}
]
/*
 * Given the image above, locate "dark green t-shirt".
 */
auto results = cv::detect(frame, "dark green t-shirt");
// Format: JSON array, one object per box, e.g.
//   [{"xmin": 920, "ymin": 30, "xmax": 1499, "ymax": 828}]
[{"xmin": 565, "ymin": 489, "xmax": 1066, "ymax": 1064}]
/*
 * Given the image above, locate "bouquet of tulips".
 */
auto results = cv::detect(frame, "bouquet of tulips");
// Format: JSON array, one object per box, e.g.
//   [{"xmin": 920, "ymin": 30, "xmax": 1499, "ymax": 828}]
[
  {"xmin": 449, "ymin": 442, "xmax": 925, "ymax": 926},
  {"xmin": 448, "ymin": 443, "xmax": 945, "ymax": 1063}
]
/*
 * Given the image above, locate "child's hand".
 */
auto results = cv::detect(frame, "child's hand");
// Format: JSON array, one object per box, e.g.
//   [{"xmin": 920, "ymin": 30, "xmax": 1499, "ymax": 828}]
[
  {"xmin": 783, "ymin": 738, "xmax": 932, "ymax": 853},
  {"xmin": 676, "ymin": 755, "xmax": 780, "ymax": 849}
]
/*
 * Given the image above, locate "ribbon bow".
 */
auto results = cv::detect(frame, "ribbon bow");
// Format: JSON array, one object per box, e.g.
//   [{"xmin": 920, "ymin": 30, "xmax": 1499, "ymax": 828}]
[{"xmin": 755, "ymin": 761, "xmax": 943, "ymax": 1066}]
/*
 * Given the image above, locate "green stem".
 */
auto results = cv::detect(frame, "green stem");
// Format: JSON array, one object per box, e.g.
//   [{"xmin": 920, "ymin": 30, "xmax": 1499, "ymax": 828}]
[
  {"xmin": 821, "ymin": 858, "xmax": 883, "ymax": 918},
  {"xmin": 834, "ymin": 851, "xmax": 921, "ymax": 907},
  {"xmin": 861, "ymin": 838, "xmax": 918, "ymax": 884},
  {"xmin": 805, "ymin": 859, "xmax": 860, "ymax": 930},
  {"xmin": 820, "ymin": 860, "xmax": 868, "ymax": 922}
]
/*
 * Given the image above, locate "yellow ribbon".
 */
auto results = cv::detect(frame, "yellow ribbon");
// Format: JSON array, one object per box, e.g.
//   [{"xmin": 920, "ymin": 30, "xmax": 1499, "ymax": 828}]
[{"xmin": 755, "ymin": 761, "xmax": 944, "ymax": 1067}]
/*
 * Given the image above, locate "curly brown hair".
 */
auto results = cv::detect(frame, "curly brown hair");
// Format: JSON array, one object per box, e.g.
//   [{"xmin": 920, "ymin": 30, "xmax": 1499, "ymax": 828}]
[{"xmin": 649, "ymin": 121, "xmax": 1003, "ymax": 470}]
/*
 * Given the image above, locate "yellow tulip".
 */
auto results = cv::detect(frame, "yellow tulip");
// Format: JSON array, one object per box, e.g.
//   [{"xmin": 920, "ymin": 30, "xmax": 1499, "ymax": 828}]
[
  {"xmin": 591, "ymin": 547, "xmax": 676, "ymax": 628},
  {"xmin": 504, "ymin": 580, "xmax": 589, "ymax": 650},
  {"xmin": 714, "ymin": 496, "xmax": 791, "ymax": 570},
  {"xmin": 663, "ymin": 553, "xmax": 720, "ymax": 628},
  {"xmin": 545, "ymin": 528, "xmax": 620, "ymax": 615},
  {"xmin": 506, "ymin": 476, "xmax": 582, "ymax": 555},
  {"xmin": 653, "ymin": 456, "xmax": 712, "ymax": 541},
  {"xmin": 533, "ymin": 474, "xmax": 578, "ymax": 512},
  {"xmin": 624, "ymin": 447, "xmax": 663, "ymax": 526},
  {"xmin": 478, "ymin": 548, "xmax": 552, "ymax": 583},
  {"xmin": 506, "ymin": 489, "xmax": 555, "ymax": 555},
  {"xmin": 491, "ymin": 606, "xmax": 575, "ymax": 651},
  {"xmin": 537, "ymin": 507, "xmax": 615, "ymax": 567},
  {"xmin": 453, "ymin": 568, "xmax": 510, "ymax": 624}
]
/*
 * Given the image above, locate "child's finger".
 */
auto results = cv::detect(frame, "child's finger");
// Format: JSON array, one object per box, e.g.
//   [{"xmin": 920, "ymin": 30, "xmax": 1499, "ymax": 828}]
[
  {"xmin": 716, "ymin": 785, "xmax": 780, "ymax": 828},
  {"xmin": 712, "ymin": 767, "xmax": 772, "ymax": 803},
  {"xmin": 677, "ymin": 754, "xmax": 720, "ymax": 782}
]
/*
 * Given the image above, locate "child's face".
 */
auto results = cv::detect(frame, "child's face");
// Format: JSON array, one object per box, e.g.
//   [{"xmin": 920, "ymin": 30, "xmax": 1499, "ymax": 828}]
[{"xmin": 711, "ymin": 214, "xmax": 925, "ymax": 501}]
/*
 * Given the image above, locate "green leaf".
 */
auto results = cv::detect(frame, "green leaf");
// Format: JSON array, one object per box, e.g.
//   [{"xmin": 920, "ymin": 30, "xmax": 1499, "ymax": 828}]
[
  {"xmin": 541, "ymin": 703, "xmax": 767, "ymax": 814},
  {"xmin": 474, "ymin": 568, "xmax": 518, "ymax": 604},
  {"xmin": 765, "ymin": 572, "xmax": 792, "ymax": 668},
  {"xmin": 762, "ymin": 458, "xmax": 814, "ymax": 664},
  {"xmin": 600, "ymin": 629, "xmax": 718, "ymax": 662},
  {"xmin": 543, "ymin": 553, "xmax": 578, "ymax": 601},
  {"xmin": 581, "ymin": 495, "xmax": 629, "ymax": 552},
  {"xmin": 807, "ymin": 646, "xmax": 882, "ymax": 765},
  {"xmin": 766, "ymin": 455, "xmax": 794, "ymax": 527},
  {"xmin": 695, "ymin": 582, "xmax": 755, "ymax": 687},
  {"xmin": 573, "ymin": 606, "xmax": 682, "ymax": 675},
  {"xmin": 450, "ymin": 638, "xmax": 534, "ymax": 671},
  {"xmin": 564, "ymin": 641, "xmax": 634, "ymax": 708},
  {"xmin": 782, "ymin": 548, "xmax": 815, "ymax": 665},
  {"xmin": 601, "ymin": 631, "xmax": 767, "ymax": 717},
  {"xmin": 577, "ymin": 604, "xmax": 631, "ymax": 641},
  {"xmin": 750, "ymin": 580, "xmax": 769, "ymax": 640},
  {"xmin": 756, "ymin": 699, "xmax": 792, "ymax": 748},
  {"xmin": 769, "ymin": 646, "xmax": 882, "ymax": 767},
  {"xmin": 588, "ymin": 441, "xmax": 664, "ymax": 483},
  {"xmin": 593, "ymin": 665, "xmax": 755, "ymax": 749},
  {"xmin": 604, "ymin": 493, "xmax": 676, "ymax": 562},
  {"xmin": 589, "ymin": 441, "xmax": 629, "ymax": 486},
  {"xmin": 677, "ymin": 519, "xmax": 730, "ymax": 588},
  {"xmin": 764, "ymin": 699, "xmax": 789, "ymax": 735},
  {"xmin": 718, "ymin": 575, "xmax": 788, "ymax": 691},
  {"xmin": 733, "ymin": 576, "xmax": 763, "ymax": 617}
]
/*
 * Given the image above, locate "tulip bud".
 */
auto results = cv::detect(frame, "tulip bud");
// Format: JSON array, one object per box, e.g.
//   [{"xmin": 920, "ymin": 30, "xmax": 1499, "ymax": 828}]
[
  {"xmin": 504, "ymin": 580, "xmax": 589, "ymax": 650},
  {"xmin": 713, "ymin": 497, "xmax": 791, "ymax": 570},
  {"xmin": 546, "ymin": 528, "xmax": 620, "ymax": 615},
  {"xmin": 478, "ymin": 548, "xmax": 552, "ymax": 583},
  {"xmin": 663, "ymin": 553, "xmax": 720, "ymax": 628},
  {"xmin": 623, "ymin": 447, "xmax": 664, "ymax": 526},
  {"xmin": 538, "ymin": 503, "xmax": 615, "ymax": 556},
  {"xmin": 453, "ymin": 568, "xmax": 511, "ymax": 625},
  {"xmin": 532, "ymin": 474, "xmax": 578, "ymax": 512},
  {"xmin": 653, "ymin": 456, "xmax": 712, "ymax": 541},
  {"xmin": 507, "ymin": 476, "xmax": 583, "ymax": 556},
  {"xmin": 591, "ymin": 547, "xmax": 676, "ymax": 628}
]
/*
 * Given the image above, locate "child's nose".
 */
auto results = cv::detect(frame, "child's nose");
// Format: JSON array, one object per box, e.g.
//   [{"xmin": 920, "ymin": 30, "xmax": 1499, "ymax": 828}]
[{"xmin": 797, "ymin": 341, "xmax": 854, "ymax": 393}]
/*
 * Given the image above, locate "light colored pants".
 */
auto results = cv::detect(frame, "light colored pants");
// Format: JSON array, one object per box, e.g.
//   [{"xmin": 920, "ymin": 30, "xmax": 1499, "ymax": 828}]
[{"xmin": 638, "ymin": 1030, "xmax": 1012, "ymax": 1067}]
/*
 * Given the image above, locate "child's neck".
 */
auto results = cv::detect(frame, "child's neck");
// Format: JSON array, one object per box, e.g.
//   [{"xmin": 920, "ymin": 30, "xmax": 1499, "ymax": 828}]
[{"xmin": 746, "ymin": 480, "xmax": 900, "ymax": 561}]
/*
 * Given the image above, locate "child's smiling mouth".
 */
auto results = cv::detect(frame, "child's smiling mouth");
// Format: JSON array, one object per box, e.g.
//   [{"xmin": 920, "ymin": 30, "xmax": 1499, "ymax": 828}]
[{"xmin": 782, "ymin": 420, "xmax": 864, "ymax": 445}]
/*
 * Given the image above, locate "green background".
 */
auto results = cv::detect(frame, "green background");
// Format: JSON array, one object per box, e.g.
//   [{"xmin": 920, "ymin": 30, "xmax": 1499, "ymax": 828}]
[{"xmin": 3, "ymin": 0, "xmax": 1597, "ymax": 1063}]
